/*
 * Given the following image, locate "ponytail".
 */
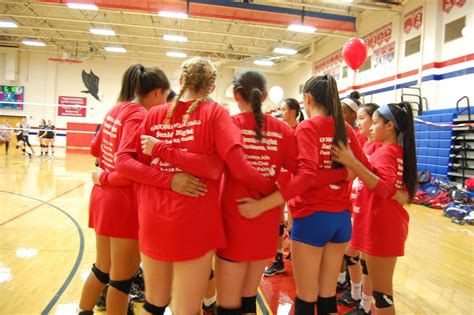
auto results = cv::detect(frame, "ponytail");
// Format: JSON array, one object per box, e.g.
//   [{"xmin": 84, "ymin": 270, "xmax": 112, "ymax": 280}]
[
  {"xmin": 398, "ymin": 102, "xmax": 417, "ymax": 200},
  {"xmin": 284, "ymin": 98, "xmax": 304, "ymax": 123},
  {"xmin": 117, "ymin": 64, "xmax": 170, "ymax": 103},
  {"xmin": 379, "ymin": 102, "xmax": 418, "ymax": 200},
  {"xmin": 303, "ymin": 75, "xmax": 347, "ymax": 168},
  {"xmin": 297, "ymin": 108, "xmax": 304, "ymax": 122},
  {"xmin": 233, "ymin": 70, "xmax": 267, "ymax": 141},
  {"xmin": 250, "ymin": 88, "xmax": 264, "ymax": 140},
  {"xmin": 327, "ymin": 76, "xmax": 348, "ymax": 147},
  {"xmin": 118, "ymin": 64, "xmax": 142, "ymax": 102}
]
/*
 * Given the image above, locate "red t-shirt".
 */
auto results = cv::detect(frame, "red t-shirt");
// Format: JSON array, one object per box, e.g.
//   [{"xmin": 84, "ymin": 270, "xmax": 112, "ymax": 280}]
[
  {"xmin": 352, "ymin": 143, "xmax": 409, "ymax": 257},
  {"xmin": 280, "ymin": 116, "xmax": 366, "ymax": 218},
  {"xmin": 350, "ymin": 140, "xmax": 383, "ymax": 203},
  {"xmin": 134, "ymin": 100, "xmax": 243, "ymax": 261},
  {"xmin": 277, "ymin": 125, "xmax": 298, "ymax": 188},
  {"xmin": 89, "ymin": 102, "xmax": 145, "ymax": 239},
  {"xmin": 217, "ymin": 112, "xmax": 296, "ymax": 261}
]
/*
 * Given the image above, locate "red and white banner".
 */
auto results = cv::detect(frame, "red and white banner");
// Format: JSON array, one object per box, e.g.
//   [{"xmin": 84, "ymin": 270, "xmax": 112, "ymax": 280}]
[
  {"xmin": 404, "ymin": 6, "xmax": 423, "ymax": 34},
  {"xmin": 373, "ymin": 41, "xmax": 396, "ymax": 67},
  {"xmin": 363, "ymin": 22, "xmax": 392, "ymax": 50},
  {"xmin": 442, "ymin": 0, "xmax": 466, "ymax": 13},
  {"xmin": 313, "ymin": 48, "xmax": 343, "ymax": 73},
  {"xmin": 58, "ymin": 96, "xmax": 87, "ymax": 117}
]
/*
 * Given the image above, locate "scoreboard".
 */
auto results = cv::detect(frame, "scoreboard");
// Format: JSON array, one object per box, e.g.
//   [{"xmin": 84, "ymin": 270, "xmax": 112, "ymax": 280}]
[{"xmin": 0, "ymin": 85, "xmax": 24, "ymax": 110}]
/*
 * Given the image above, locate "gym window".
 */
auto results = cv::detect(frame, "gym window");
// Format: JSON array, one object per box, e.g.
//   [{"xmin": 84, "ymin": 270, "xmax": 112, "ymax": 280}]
[
  {"xmin": 405, "ymin": 35, "xmax": 421, "ymax": 56},
  {"xmin": 359, "ymin": 56, "xmax": 372, "ymax": 72},
  {"xmin": 445, "ymin": 16, "xmax": 465, "ymax": 43},
  {"xmin": 342, "ymin": 66, "xmax": 348, "ymax": 78}
]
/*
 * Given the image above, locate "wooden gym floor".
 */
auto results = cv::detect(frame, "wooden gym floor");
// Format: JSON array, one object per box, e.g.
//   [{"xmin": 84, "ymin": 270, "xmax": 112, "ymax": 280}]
[{"xmin": 0, "ymin": 148, "xmax": 472, "ymax": 314}]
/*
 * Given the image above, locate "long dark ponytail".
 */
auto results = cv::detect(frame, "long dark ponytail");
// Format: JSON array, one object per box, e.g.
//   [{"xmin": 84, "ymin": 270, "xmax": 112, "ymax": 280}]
[
  {"xmin": 284, "ymin": 98, "xmax": 304, "ymax": 122},
  {"xmin": 233, "ymin": 70, "xmax": 267, "ymax": 140},
  {"xmin": 384, "ymin": 102, "xmax": 418, "ymax": 200},
  {"xmin": 303, "ymin": 75, "xmax": 347, "ymax": 167},
  {"xmin": 117, "ymin": 64, "xmax": 170, "ymax": 102}
]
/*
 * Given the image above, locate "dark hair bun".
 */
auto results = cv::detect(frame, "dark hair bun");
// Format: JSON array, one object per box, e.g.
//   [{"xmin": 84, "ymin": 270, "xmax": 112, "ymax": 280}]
[{"xmin": 349, "ymin": 91, "xmax": 361, "ymax": 100}]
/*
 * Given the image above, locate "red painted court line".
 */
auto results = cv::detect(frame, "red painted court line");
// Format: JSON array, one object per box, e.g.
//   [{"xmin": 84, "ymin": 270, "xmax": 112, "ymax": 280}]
[{"xmin": 0, "ymin": 182, "xmax": 87, "ymax": 227}]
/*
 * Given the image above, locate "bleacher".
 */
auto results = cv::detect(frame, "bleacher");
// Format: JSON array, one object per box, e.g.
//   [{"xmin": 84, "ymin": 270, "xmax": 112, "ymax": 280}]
[{"xmin": 415, "ymin": 105, "xmax": 473, "ymax": 184}]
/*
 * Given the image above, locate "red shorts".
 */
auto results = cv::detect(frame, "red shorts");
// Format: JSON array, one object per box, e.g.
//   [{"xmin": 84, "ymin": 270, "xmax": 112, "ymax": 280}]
[
  {"xmin": 352, "ymin": 202, "xmax": 409, "ymax": 257},
  {"xmin": 217, "ymin": 205, "xmax": 281, "ymax": 262},
  {"xmin": 88, "ymin": 185, "xmax": 138, "ymax": 239},
  {"xmin": 349, "ymin": 205, "xmax": 367, "ymax": 250},
  {"xmin": 137, "ymin": 186, "xmax": 226, "ymax": 262}
]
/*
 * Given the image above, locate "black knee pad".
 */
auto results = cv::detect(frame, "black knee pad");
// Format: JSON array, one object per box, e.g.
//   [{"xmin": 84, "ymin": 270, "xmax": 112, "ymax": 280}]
[
  {"xmin": 241, "ymin": 295, "xmax": 256, "ymax": 313},
  {"xmin": 360, "ymin": 259, "xmax": 368, "ymax": 275},
  {"xmin": 294, "ymin": 296, "xmax": 315, "ymax": 315},
  {"xmin": 279, "ymin": 224, "xmax": 285, "ymax": 236},
  {"xmin": 143, "ymin": 301, "xmax": 167, "ymax": 315},
  {"xmin": 133, "ymin": 267, "xmax": 144, "ymax": 289},
  {"xmin": 344, "ymin": 254, "xmax": 360, "ymax": 266},
  {"xmin": 109, "ymin": 275, "xmax": 135, "ymax": 295},
  {"xmin": 78, "ymin": 311, "xmax": 94, "ymax": 315},
  {"xmin": 373, "ymin": 291, "xmax": 394, "ymax": 309},
  {"xmin": 92, "ymin": 264, "xmax": 109, "ymax": 285},
  {"xmin": 209, "ymin": 268, "xmax": 214, "ymax": 280},
  {"xmin": 217, "ymin": 306, "xmax": 241, "ymax": 315},
  {"xmin": 316, "ymin": 296, "xmax": 337, "ymax": 315}
]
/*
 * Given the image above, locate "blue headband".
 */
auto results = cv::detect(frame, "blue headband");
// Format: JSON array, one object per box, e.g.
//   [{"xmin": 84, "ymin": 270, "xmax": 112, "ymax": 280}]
[{"xmin": 377, "ymin": 104, "xmax": 399, "ymax": 130}]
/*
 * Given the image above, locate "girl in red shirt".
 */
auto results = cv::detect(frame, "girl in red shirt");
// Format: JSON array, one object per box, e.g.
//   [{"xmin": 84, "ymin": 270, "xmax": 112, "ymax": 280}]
[
  {"xmin": 78, "ymin": 65, "xmax": 170, "ymax": 315},
  {"xmin": 341, "ymin": 91, "xmax": 367, "ymax": 147},
  {"xmin": 338, "ymin": 103, "xmax": 381, "ymax": 314},
  {"xmin": 332, "ymin": 102, "xmax": 417, "ymax": 315},
  {"xmin": 214, "ymin": 70, "xmax": 296, "ymax": 314},
  {"xmin": 116, "ymin": 58, "xmax": 275, "ymax": 315},
  {"xmin": 238, "ymin": 75, "xmax": 365, "ymax": 315},
  {"xmin": 265, "ymin": 97, "xmax": 304, "ymax": 277}
]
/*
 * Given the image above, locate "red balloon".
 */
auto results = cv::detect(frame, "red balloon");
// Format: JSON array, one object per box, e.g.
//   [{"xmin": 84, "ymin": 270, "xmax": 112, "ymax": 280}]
[{"xmin": 342, "ymin": 38, "xmax": 368, "ymax": 71}]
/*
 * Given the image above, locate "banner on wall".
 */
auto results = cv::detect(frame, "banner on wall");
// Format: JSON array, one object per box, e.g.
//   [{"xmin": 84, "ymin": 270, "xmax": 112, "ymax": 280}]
[
  {"xmin": 442, "ymin": 0, "xmax": 466, "ymax": 13},
  {"xmin": 313, "ymin": 48, "xmax": 343, "ymax": 77},
  {"xmin": 404, "ymin": 6, "xmax": 423, "ymax": 34},
  {"xmin": 372, "ymin": 42, "xmax": 396, "ymax": 68},
  {"xmin": 313, "ymin": 22, "xmax": 395, "ymax": 75},
  {"xmin": 58, "ymin": 96, "xmax": 87, "ymax": 117},
  {"xmin": 363, "ymin": 23, "xmax": 392, "ymax": 49}
]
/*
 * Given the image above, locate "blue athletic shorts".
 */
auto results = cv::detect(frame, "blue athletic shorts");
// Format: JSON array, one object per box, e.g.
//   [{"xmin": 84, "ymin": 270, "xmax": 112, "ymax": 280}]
[{"xmin": 291, "ymin": 210, "xmax": 352, "ymax": 247}]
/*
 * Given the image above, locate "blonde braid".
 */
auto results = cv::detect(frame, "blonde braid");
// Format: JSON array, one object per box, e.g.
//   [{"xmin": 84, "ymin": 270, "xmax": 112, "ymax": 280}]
[
  {"xmin": 183, "ymin": 98, "xmax": 204, "ymax": 123},
  {"xmin": 163, "ymin": 68, "xmax": 188, "ymax": 125},
  {"xmin": 182, "ymin": 67, "xmax": 216, "ymax": 122},
  {"xmin": 167, "ymin": 58, "xmax": 217, "ymax": 124}
]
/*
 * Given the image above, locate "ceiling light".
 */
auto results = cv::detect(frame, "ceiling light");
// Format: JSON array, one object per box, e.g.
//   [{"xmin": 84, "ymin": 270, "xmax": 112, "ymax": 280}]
[
  {"xmin": 0, "ymin": 21, "xmax": 18, "ymax": 28},
  {"xmin": 22, "ymin": 39, "xmax": 46, "ymax": 47},
  {"xmin": 158, "ymin": 11, "xmax": 188, "ymax": 19},
  {"xmin": 105, "ymin": 46, "xmax": 127, "ymax": 53},
  {"xmin": 166, "ymin": 51, "xmax": 187, "ymax": 58},
  {"xmin": 254, "ymin": 60, "xmax": 274, "ymax": 66},
  {"xmin": 287, "ymin": 24, "xmax": 316, "ymax": 33},
  {"xmin": 273, "ymin": 47, "xmax": 298, "ymax": 55},
  {"xmin": 89, "ymin": 28, "xmax": 116, "ymax": 36},
  {"xmin": 341, "ymin": 0, "xmax": 354, "ymax": 3},
  {"xmin": 66, "ymin": 3, "xmax": 99, "ymax": 10},
  {"xmin": 163, "ymin": 34, "xmax": 188, "ymax": 42}
]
